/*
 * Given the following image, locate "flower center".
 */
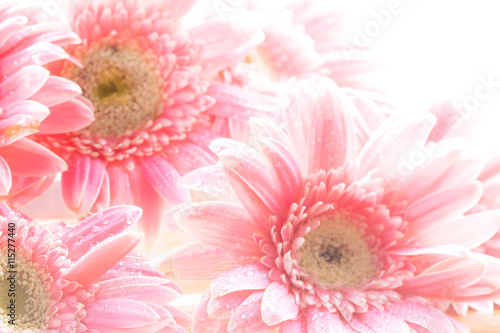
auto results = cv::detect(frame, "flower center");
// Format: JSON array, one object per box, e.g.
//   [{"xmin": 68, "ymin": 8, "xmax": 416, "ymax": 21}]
[
  {"xmin": 0, "ymin": 254, "xmax": 51, "ymax": 331},
  {"xmin": 296, "ymin": 216, "xmax": 375, "ymax": 288},
  {"xmin": 67, "ymin": 44, "xmax": 163, "ymax": 138}
]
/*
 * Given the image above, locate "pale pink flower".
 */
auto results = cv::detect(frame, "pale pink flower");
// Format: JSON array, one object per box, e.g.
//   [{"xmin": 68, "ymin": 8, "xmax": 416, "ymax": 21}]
[
  {"xmin": 164, "ymin": 78, "xmax": 500, "ymax": 332},
  {"xmin": 0, "ymin": 204, "xmax": 189, "ymax": 332},
  {"xmin": 32, "ymin": 0, "xmax": 268, "ymax": 241},
  {"xmin": 0, "ymin": 2, "xmax": 94, "ymax": 205},
  {"xmin": 425, "ymin": 101, "xmax": 500, "ymax": 317}
]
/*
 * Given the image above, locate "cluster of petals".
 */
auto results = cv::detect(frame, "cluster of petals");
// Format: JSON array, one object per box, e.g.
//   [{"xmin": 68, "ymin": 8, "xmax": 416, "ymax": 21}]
[
  {"xmin": 24, "ymin": 0, "xmax": 282, "ymax": 243},
  {"xmin": 0, "ymin": 204, "xmax": 188, "ymax": 332},
  {"xmin": 164, "ymin": 77, "xmax": 500, "ymax": 332},
  {"xmin": 0, "ymin": 1, "xmax": 93, "ymax": 205}
]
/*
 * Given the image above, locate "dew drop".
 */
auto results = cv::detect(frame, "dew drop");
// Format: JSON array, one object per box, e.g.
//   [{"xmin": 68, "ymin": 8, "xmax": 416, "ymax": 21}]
[{"xmin": 91, "ymin": 225, "xmax": 101, "ymax": 233}]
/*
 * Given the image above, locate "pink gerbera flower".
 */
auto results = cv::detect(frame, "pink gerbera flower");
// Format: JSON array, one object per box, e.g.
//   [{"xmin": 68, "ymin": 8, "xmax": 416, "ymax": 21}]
[
  {"xmin": 31, "ymin": 0, "xmax": 268, "ymax": 242},
  {"xmin": 424, "ymin": 101, "xmax": 500, "ymax": 317},
  {"xmin": 0, "ymin": 204, "xmax": 189, "ymax": 332},
  {"xmin": 0, "ymin": 2, "xmax": 93, "ymax": 205},
  {"xmin": 164, "ymin": 78, "xmax": 500, "ymax": 332}
]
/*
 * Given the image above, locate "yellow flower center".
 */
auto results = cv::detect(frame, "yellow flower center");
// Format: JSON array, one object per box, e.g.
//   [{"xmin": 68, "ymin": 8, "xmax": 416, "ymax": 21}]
[
  {"xmin": 0, "ymin": 254, "xmax": 51, "ymax": 331},
  {"xmin": 67, "ymin": 44, "xmax": 163, "ymax": 138},
  {"xmin": 296, "ymin": 216, "xmax": 375, "ymax": 288}
]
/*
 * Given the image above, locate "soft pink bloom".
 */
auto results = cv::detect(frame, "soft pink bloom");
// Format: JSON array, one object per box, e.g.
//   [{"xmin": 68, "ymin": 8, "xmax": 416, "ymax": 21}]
[
  {"xmin": 0, "ymin": 204, "xmax": 188, "ymax": 332},
  {"xmin": 0, "ymin": 2, "xmax": 93, "ymax": 205},
  {"xmin": 164, "ymin": 78, "xmax": 500, "ymax": 332},
  {"xmin": 426, "ymin": 101, "xmax": 500, "ymax": 316},
  {"xmin": 31, "ymin": 0, "xmax": 268, "ymax": 242}
]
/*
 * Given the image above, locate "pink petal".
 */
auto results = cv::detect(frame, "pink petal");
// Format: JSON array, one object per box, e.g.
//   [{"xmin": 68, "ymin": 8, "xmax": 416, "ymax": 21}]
[
  {"xmin": 306, "ymin": 307, "xmax": 354, "ymax": 333},
  {"xmin": 175, "ymin": 202, "xmax": 261, "ymax": 255},
  {"xmin": 406, "ymin": 182, "xmax": 482, "ymax": 226},
  {"xmin": 281, "ymin": 317, "xmax": 308, "ymax": 333},
  {"xmin": 211, "ymin": 263, "xmax": 271, "ymax": 299},
  {"xmin": 261, "ymin": 282, "xmax": 299, "ymax": 326},
  {"xmin": 227, "ymin": 291, "xmax": 275, "ymax": 333},
  {"xmin": 162, "ymin": 243, "xmax": 260, "ymax": 280},
  {"xmin": 177, "ymin": 165, "xmax": 237, "ymax": 202},
  {"xmin": 168, "ymin": 142, "xmax": 216, "ymax": 175},
  {"xmin": 106, "ymin": 162, "xmax": 134, "ymax": 205},
  {"xmin": 350, "ymin": 309, "xmax": 410, "ymax": 333},
  {"xmin": 208, "ymin": 289, "xmax": 253, "ymax": 320},
  {"xmin": 61, "ymin": 205, "xmax": 142, "ymax": 262},
  {"xmin": 139, "ymin": 154, "xmax": 190, "ymax": 205},
  {"xmin": 191, "ymin": 13, "xmax": 265, "ymax": 73},
  {"xmin": 128, "ymin": 165, "xmax": 167, "ymax": 244},
  {"xmin": 83, "ymin": 299, "xmax": 161, "ymax": 329},
  {"xmin": 0, "ymin": 155, "xmax": 11, "ymax": 195},
  {"xmin": 61, "ymin": 153, "xmax": 106, "ymax": 216},
  {"xmin": 0, "ymin": 100, "xmax": 49, "ymax": 144},
  {"xmin": 0, "ymin": 65, "xmax": 49, "ymax": 108},
  {"xmin": 38, "ymin": 96, "xmax": 94, "ymax": 134},
  {"xmin": 0, "ymin": 138, "xmax": 66, "ymax": 176},
  {"xmin": 193, "ymin": 291, "xmax": 228, "ymax": 333},
  {"xmin": 356, "ymin": 113, "xmax": 436, "ymax": 179},
  {"xmin": 305, "ymin": 78, "xmax": 355, "ymax": 172},
  {"xmin": 398, "ymin": 257, "xmax": 487, "ymax": 298},
  {"xmin": 386, "ymin": 300, "xmax": 455, "ymax": 333},
  {"xmin": 407, "ymin": 210, "xmax": 500, "ymax": 249},
  {"xmin": 29, "ymin": 75, "xmax": 82, "ymax": 107},
  {"xmin": 96, "ymin": 283, "xmax": 180, "ymax": 306},
  {"xmin": 63, "ymin": 232, "xmax": 142, "ymax": 285}
]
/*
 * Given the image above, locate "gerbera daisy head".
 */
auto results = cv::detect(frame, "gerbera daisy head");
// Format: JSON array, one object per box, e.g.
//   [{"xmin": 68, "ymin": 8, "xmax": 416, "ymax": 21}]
[
  {"xmin": 31, "ymin": 0, "xmax": 268, "ymax": 241},
  {"xmin": 0, "ymin": 204, "xmax": 189, "ymax": 332},
  {"xmin": 164, "ymin": 77, "xmax": 500, "ymax": 332},
  {"xmin": 0, "ymin": 1, "xmax": 93, "ymax": 205}
]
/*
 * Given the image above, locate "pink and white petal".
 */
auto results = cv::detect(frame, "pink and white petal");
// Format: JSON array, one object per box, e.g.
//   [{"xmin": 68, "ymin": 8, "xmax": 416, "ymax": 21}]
[
  {"xmin": 355, "ymin": 113, "xmax": 436, "ymax": 179},
  {"xmin": 305, "ymin": 78, "xmax": 356, "ymax": 172},
  {"xmin": 0, "ymin": 65, "xmax": 49, "ymax": 108},
  {"xmin": 162, "ymin": 243, "xmax": 260, "ymax": 280},
  {"xmin": 29, "ymin": 75, "xmax": 82, "ymax": 107},
  {"xmin": 306, "ymin": 307, "xmax": 354, "ymax": 333},
  {"xmin": 63, "ymin": 232, "xmax": 142, "ymax": 285},
  {"xmin": 261, "ymin": 282, "xmax": 299, "ymax": 326},
  {"xmin": 249, "ymin": 118, "xmax": 302, "ymax": 199},
  {"xmin": 6, "ymin": 174, "xmax": 55, "ymax": 207},
  {"xmin": 175, "ymin": 201, "xmax": 261, "ymax": 254},
  {"xmin": 349, "ymin": 309, "xmax": 410, "ymax": 333},
  {"xmin": 398, "ymin": 257, "xmax": 487, "ymax": 298},
  {"xmin": 211, "ymin": 263, "xmax": 271, "ymax": 299},
  {"xmin": 406, "ymin": 210, "xmax": 500, "ymax": 249},
  {"xmin": 227, "ymin": 291, "xmax": 276, "ymax": 333},
  {"xmin": 280, "ymin": 317, "xmax": 307, "ymax": 333},
  {"xmin": 406, "ymin": 182, "xmax": 482, "ymax": 226},
  {"xmin": 96, "ymin": 283, "xmax": 180, "ymax": 306},
  {"xmin": 61, "ymin": 153, "xmax": 106, "ymax": 216},
  {"xmin": 0, "ymin": 138, "xmax": 66, "ymax": 176},
  {"xmin": 168, "ymin": 142, "xmax": 216, "ymax": 175},
  {"xmin": 61, "ymin": 205, "xmax": 142, "ymax": 262},
  {"xmin": 193, "ymin": 291, "xmax": 228, "ymax": 333},
  {"xmin": 191, "ymin": 13, "xmax": 265, "ymax": 74},
  {"xmin": 90, "ymin": 170, "xmax": 110, "ymax": 213},
  {"xmin": 0, "ymin": 155, "xmax": 11, "ymax": 195},
  {"xmin": 386, "ymin": 301, "xmax": 455, "ymax": 333},
  {"xmin": 0, "ymin": 100, "xmax": 49, "ymax": 144},
  {"xmin": 139, "ymin": 154, "xmax": 190, "ymax": 205},
  {"xmin": 38, "ymin": 97, "xmax": 94, "ymax": 134},
  {"xmin": 83, "ymin": 299, "xmax": 161, "ymax": 330},
  {"xmin": 128, "ymin": 165, "xmax": 168, "ymax": 244},
  {"xmin": 164, "ymin": 0, "xmax": 198, "ymax": 20},
  {"xmin": 101, "ymin": 253, "xmax": 163, "ymax": 279},
  {"xmin": 106, "ymin": 162, "xmax": 134, "ymax": 205},
  {"xmin": 178, "ymin": 164, "xmax": 237, "ymax": 203},
  {"xmin": 208, "ymin": 289, "xmax": 253, "ymax": 320}
]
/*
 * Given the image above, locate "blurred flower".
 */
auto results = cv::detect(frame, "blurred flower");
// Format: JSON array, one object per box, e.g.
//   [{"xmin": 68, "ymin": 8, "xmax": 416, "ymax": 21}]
[
  {"xmin": 0, "ymin": 1, "xmax": 93, "ymax": 205},
  {"xmin": 32, "ymin": 0, "xmax": 267, "ymax": 242},
  {"xmin": 0, "ymin": 204, "xmax": 189, "ymax": 332},
  {"xmin": 164, "ymin": 77, "xmax": 500, "ymax": 332}
]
